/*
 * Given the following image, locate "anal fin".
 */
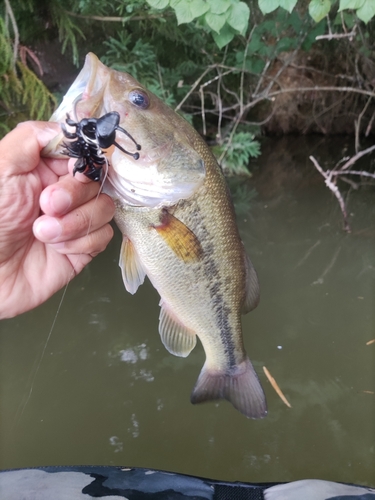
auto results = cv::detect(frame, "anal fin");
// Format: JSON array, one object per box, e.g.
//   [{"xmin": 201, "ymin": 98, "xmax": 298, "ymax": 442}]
[
  {"xmin": 159, "ymin": 302, "xmax": 197, "ymax": 358},
  {"xmin": 119, "ymin": 236, "xmax": 146, "ymax": 294}
]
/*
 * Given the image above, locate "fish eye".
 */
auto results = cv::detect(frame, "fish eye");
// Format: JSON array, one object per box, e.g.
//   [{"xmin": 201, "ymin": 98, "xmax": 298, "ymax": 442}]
[{"xmin": 129, "ymin": 90, "xmax": 150, "ymax": 109}]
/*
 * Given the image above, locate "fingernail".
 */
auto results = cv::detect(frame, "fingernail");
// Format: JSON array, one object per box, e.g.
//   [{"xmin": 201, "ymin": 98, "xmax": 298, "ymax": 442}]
[
  {"xmin": 50, "ymin": 188, "xmax": 72, "ymax": 214},
  {"xmin": 34, "ymin": 217, "xmax": 62, "ymax": 240}
]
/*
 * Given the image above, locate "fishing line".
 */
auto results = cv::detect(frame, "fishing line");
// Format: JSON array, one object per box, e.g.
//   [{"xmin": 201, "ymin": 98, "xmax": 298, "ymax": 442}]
[{"xmin": 13, "ymin": 157, "xmax": 110, "ymax": 429}]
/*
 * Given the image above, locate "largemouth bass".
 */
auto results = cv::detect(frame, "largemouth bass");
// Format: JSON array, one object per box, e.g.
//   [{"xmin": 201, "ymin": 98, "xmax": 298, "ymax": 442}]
[{"xmin": 45, "ymin": 53, "xmax": 267, "ymax": 419}]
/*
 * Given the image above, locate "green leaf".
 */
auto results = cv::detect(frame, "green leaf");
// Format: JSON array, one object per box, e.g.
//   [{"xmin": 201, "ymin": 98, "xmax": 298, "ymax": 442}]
[
  {"xmin": 279, "ymin": 0, "xmax": 298, "ymax": 13},
  {"xmin": 308, "ymin": 0, "xmax": 331, "ymax": 22},
  {"xmin": 247, "ymin": 33, "xmax": 263, "ymax": 53},
  {"xmin": 356, "ymin": 0, "xmax": 375, "ymax": 22},
  {"xmin": 174, "ymin": 1, "xmax": 195, "ymax": 24},
  {"xmin": 301, "ymin": 19, "xmax": 326, "ymax": 49},
  {"xmin": 288, "ymin": 11, "xmax": 303, "ymax": 32},
  {"xmin": 190, "ymin": 0, "xmax": 210, "ymax": 18},
  {"xmin": 338, "ymin": 0, "xmax": 365, "ymax": 10},
  {"xmin": 170, "ymin": 0, "xmax": 182, "ymax": 8},
  {"xmin": 146, "ymin": 0, "xmax": 170, "ymax": 8},
  {"xmin": 245, "ymin": 57, "xmax": 266, "ymax": 74},
  {"xmin": 235, "ymin": 50, "xmax": 245, "ymax": 65},
  {"xmin": 205, "ymin": 11, "xmax": 229, "ymax": 33},
  {"xmin": 212, "ymin": 24, "xmax": 236, "ymax": 48},
  {"xmin": 227, "ymin": 2, "xmax": 250, "ymax": 34},
  {"xmin": 258, "ymin": 0, "xmax": 280, "ymax": 15},
  {"xmin": 333, "ymin": 11, "xmax": 356, "ymax": 27},
  {"xmin": 275, "ymin": 36, "xmax": 298, "ymax": 52},
  {"xmin": 207, "ymin": 0, "xmax": 231, "ymax": 15}
]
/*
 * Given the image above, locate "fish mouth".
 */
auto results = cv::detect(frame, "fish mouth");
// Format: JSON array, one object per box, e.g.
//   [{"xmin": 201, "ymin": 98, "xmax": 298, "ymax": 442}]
[
  {"xmin": 43, "ymin": 52, "xmax": 206, "ymax": 206},
  {"xmin": 43, "ymin": 53, "xmax": 142, "ymax": 166},
  {"xmin": 50, "ymin": 53, "xmax": 105, "ymax": 124},
  {"xmin": 42, "ymin": 53, "xmax": 107, "ymax": 158}
]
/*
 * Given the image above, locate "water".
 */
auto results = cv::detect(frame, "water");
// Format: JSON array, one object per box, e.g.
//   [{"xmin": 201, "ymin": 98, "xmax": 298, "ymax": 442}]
[{"xmin": 0, "ymin": 137, "xmax": 374, "ymax": 486}]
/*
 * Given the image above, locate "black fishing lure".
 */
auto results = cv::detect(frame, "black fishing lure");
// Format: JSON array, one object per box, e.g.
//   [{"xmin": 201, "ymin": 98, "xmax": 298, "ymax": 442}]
[{"xmin": 61, "ymin": 111, "xmax": 141, "ymax": 181}]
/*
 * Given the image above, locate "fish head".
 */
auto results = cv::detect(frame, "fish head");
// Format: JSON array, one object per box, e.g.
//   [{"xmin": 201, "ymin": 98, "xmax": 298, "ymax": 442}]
[{"xmin": 44, "ymin": 53, "xmax": 205, "ymax": 208}]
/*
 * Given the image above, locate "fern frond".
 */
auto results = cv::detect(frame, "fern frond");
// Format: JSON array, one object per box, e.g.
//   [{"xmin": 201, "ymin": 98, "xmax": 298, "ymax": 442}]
[
  {"xmin": 0, "ymin": 17, "xmax": 14, "ymax": 75},
  {"xmin": 48, "ymin": 2, "xmax": 85, "ymax": 66},
  {"xmin": 17, "ymin": 61, "xmax": 57, "ymax": 120}
]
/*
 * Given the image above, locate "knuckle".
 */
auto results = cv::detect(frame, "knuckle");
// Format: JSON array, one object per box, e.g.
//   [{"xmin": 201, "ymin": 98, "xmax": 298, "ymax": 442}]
[
  {"xmin": 100, "ymin": 193, "xmax": 116, "ymax": 218},
  {"xmin": 95, "ymin": 224, "xmax": 114, "ymax": 251}
]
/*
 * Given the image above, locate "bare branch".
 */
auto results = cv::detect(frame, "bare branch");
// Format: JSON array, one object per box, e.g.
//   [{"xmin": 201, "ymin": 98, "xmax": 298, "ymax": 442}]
[
  {"xmin": 338, "ymin": 176, "xmax": 360, "ymax": 189},
  {"xmin": 65, "ymin": 11, "xmax": 171, "ymax": 22},
  {"xmin": 310, "ymin": 155, "xmax": 351, "ymax": 233},
  {"xmin": 19, "ymin": 45, "xmax": 43, "ymax": 76},
  {"xmin": 355, "ymin": 96, "xmax": 372, "ymax": 152},
  {"xmin": 199, "ymin": 85, "xmax": 206, "ymax": 136},
  {"xmin": 315, "ymin": 29, "xmax": 357, "ymax": 41},
  {"xmin": 329, "ymin": 170, "xmax": 375, "ymax": 180},
  {"xmin": 340, "ymin": 144, "xmax": 375, "ymax": 170},
  {"xmin": 175, "ymin": 67, "xmax": 212, "ymax": 112},
  {"xmin": 312, "ymin": 246, "xmax": 342, "ymax": 285},
  {"xmin": 250, "ymin": 86, "xmax": 375, "ymax": 111},
  {"xmin": 365, "ymin": 108, "xmax": 375, "ymax": 137}
]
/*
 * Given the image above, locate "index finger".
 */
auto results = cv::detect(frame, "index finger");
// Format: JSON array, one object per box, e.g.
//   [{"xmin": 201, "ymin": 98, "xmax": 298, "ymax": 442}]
[{"xmin": 0, "ymin": 121, "xmax": 62, "ymax": 176}]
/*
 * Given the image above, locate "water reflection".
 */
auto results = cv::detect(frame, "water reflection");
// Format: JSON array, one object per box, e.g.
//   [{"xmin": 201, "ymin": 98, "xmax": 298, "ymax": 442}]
[{"xmin": 0, "ymin": 137, "xmax": 374, "ymax": 486}]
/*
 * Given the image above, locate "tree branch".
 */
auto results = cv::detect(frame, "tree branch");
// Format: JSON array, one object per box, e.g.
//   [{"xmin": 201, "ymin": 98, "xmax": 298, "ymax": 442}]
[
  {"xmin": 65, "ymin": 11, "xmax": 171, "ymax": 22},
  {"xmin": 310, "ymin": 155, "xmax": 351, "ymax": 233}
]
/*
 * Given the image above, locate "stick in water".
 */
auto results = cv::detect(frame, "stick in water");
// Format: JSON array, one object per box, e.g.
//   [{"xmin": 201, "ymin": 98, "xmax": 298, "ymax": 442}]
[{"xmin": 263, "ymin": 366, "xmax": 292, "ymax": 408}]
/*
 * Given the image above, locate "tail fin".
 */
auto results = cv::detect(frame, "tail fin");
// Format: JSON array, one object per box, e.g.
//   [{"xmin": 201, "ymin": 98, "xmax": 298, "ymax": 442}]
[{"xmin": 190, "ymin": 358, "xmax": 267, "ymax": 419}]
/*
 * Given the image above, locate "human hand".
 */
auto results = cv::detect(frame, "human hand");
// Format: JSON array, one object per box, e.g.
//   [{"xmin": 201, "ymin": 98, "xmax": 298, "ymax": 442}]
[{"xmin": 0, "ymin": 121, "xmax": 115, "ymax": 319}]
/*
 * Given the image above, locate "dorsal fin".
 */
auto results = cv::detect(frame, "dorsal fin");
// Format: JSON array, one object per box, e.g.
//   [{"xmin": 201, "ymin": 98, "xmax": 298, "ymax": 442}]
[{"xmin": 119, "ymin": 236, "xmax": 146, "ymax": 294}]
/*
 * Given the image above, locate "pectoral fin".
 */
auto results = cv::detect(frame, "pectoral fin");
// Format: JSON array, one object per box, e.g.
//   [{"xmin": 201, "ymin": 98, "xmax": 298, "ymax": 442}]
[
  {"xmin": 119, "ymin": 236, "xmax": 146, "ymax": 294},
  {"xmin": 159, "ymin": 302, "xmax": 197, "ymax": 358},
  {"xmin": 152, "ymin": 210, "xmax": 203, "ymax": 263},
  {"xmin": 242, "ymin": 252, "xmax": 260, "ymax": 314}
]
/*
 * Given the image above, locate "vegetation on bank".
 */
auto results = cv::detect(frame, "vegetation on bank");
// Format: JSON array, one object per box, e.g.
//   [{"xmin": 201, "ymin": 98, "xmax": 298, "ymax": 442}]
[{"xmin": 1, "ymin": 0, "xmax": 375, "ymax": 205}]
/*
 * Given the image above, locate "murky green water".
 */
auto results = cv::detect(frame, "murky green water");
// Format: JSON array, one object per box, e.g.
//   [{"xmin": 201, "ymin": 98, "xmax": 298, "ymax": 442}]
[{"xmin": 1, "ymin": 137, "xmax": 374, "ymax": 486}]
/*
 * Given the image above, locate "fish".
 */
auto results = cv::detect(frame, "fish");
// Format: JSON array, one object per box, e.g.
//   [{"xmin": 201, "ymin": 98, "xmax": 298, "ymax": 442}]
[{"xmin": 44, "ymin": 52, "xmax": 267, "ymax": 419}]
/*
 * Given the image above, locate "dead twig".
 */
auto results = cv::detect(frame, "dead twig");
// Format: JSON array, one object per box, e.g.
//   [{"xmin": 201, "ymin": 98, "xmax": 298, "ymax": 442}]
[
  {"xmin": 19, "ymin": 45, "xmax": 43, "ymax": 77},
  {"xmin": 312, "ymin": 246, "xmax": 342, "ymax": 285},
  {"xmin": 65, "ymin": 11, "xmax": 172, "ymax": 22},
  {"xmin": 263, "ymin": 366, "xmax": 292, "ymax": 408},
  {"xmin": 365, "ymin": 108, "xmax": 375, "ymax": 137},
  {"xmin": 315, "ymin": 29, "xmax": 357, "ymax": 41},
  {"xmin": 310, "ymin": 155, "xmax": 351, "ymax": 233},
  {"xmin": 330, "ymin": 170, "xmax": 375, "ymax": 180},
  {"xmin": 295, "ymin": 240, "xmax": 321, "ymax": 269},
  {"xmin": 355, "ymin": 96, "xmax": 372, "ymax": 152},
  {"xmin": 175, "ymin": 67, "xmax": 212, "ymax": 112},
  {"xmin": 340, "ymin": 144, "xmax": 375, "ymax": 171}
]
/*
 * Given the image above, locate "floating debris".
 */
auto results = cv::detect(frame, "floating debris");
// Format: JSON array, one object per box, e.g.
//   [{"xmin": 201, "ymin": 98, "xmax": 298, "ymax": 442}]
[
  {"xmin": 366, "ymin": 339, "xmax": 375, "ymax": 345},
  {"xmin": 263, "ymin": 366, "xmax": 292, "ymax": 408}
]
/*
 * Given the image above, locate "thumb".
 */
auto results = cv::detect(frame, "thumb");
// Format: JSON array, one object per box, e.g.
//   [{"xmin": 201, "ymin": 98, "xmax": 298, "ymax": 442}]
[{"xmin": 0, "ymin": 121, "xmax": 61, "ymax": 176}]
